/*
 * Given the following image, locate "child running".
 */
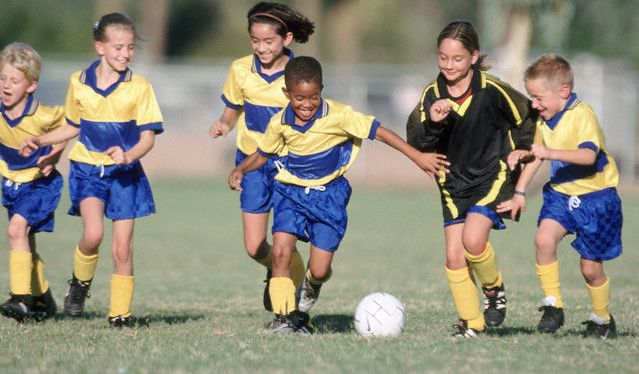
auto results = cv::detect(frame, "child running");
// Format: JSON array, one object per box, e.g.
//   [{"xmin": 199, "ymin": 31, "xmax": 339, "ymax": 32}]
[
  {"xmin": 210, "ymin": 2, "xmax": 314, "ymax": 311},
  {"xmin": 406, "ymin": 21, "xmax": 536, "ymax": 337},
  {"xmin": 498, "ymin": 53, "xmax": 622, "ymax": 339},
  {"xmin": 0, "ymin": 42, "xmax": 66, "ymax": 322},
  {"xmin": 21, "ymin": 13, "xmax": 164, "ymax": 327},
  {"xmin": 229, "ymin": 56, "xmax": 449, "ymax": 334}
]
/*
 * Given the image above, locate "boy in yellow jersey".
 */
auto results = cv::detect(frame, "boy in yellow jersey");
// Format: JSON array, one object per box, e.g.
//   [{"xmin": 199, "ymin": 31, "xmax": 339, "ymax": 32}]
[
  {"xmin": 0, "ymin": 42, "xmax": 66, "ymax": 322},
  {"xmin": 229, "ymin": 56, "xmax": 449, "ymax": 333},
  {"xmin": 499, "ymin": 53, "xmax": 622, "ymax": 339}
]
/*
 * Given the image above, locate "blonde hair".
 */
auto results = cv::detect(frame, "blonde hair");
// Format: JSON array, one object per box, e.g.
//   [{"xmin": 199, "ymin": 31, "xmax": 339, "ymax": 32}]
[
  {"xmin": 0, "ymin": 42, "xmax": 42, "ymax": 82},
  {"xmin": 524, "ymin": 53, "xmax": 573, "ymax": 90}
]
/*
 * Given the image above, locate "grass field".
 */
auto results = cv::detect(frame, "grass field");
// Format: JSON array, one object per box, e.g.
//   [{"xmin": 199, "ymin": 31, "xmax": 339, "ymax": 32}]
[{"xmin": 0, "ymin": 178, "xmax": 637, "ymax": 373}]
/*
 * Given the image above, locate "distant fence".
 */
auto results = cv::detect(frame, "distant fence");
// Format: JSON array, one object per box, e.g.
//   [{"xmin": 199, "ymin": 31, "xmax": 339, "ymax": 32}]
[{"xmin": 39, "ymin": 55, "xmax": 637, "ymax": 187}]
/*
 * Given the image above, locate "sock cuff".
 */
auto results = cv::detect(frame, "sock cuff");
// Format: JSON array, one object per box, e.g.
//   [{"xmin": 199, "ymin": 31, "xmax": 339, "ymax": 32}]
[
  {"xmin": 586, "ymin": 276, "xmax": 610, "ymax": 291},
  {"xmin": 464, "ymin": 242, "xmax": 493, "ymax": 262},
  {"xmin": 445, "ymin": 266, "xmax": 470, "ymax": 283},
  {"xmin": 10, "ymin": 249, "xmax": 32, "ymax": 262},
  {"xmin": 75, "ymin": 246, "xmax": 98, "ymax": 262},
  {"xmin": 306, "ymin": 268, "xmax": 331, "ymax": 285}
]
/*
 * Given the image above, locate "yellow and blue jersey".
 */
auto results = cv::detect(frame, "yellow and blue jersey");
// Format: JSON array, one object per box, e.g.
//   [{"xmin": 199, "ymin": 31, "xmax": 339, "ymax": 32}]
[
  {"xmin": 257, "ymin": 99, "xmax": 380, "ymax": 187},
  {"xmin": 65, "ymin": 60, "xmax": 164, "ymax": 166},
  {"xmin": 535, "ymin": 93, "xmax": 619, "ymax": 196},
  {"xmin": 0, "ymin": 94, "xmax": 64, "ymax": 182},
  {"xmin": 221, "ymin": 50, "xmax": 292, "ymax": 155}
]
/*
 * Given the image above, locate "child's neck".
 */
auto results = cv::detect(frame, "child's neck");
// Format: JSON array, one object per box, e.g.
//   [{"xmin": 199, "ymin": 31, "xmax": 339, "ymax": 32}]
[
  {"xmin": 447, "ymin": 69, "xmax": 473, "ymax": 98},
  {"xmin": 95, "ymin": 62, "xmax": 122, "ymax": 90},
  {"xmin": 261, "ymin": 53, "xmax": 290, "ymax": 75},
  {"xmin": 3, "ymin": 95, "xmax": 28, "ymax": 120}
]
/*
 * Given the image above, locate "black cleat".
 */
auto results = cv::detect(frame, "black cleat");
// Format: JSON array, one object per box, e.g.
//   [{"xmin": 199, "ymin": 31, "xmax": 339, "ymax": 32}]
[
  {"xmin": 482, "ymin": 283, "xmax": 507, "ymax": 327},
  {"xmin": 583, "ymin": 313, "xmax": 617, "ymax": 339},
  {"xmin": 109, "ymin": 315, "xmax": 133, "ymax": 328},
  {"xmin": 537, "ymin": 305, "xmax": 564, "ymax": 333},
  {"xmin": 296, "ymin": 277, "xmax": 322, "ymax": 313},
  {"xmin": 452, "ymin": 319, "xmax": 482, "ymax": 338},
  {"xmin": 63, "ymin": 276, "xmax": 91, "ymax": 317},
  {"xmin": 265, "ymin": 310, "xmax": 313, "ymax": 334},
  {"xmin": 0, "ymin": 294, "xmax": 36, "ymax": 322},
  {"xmin": 263, "ymin": 269, "xmax": 273, "ymax": 312},
  {"xmin": 33, "ymin": 288, "xmax": 57, "ymax": 320}
]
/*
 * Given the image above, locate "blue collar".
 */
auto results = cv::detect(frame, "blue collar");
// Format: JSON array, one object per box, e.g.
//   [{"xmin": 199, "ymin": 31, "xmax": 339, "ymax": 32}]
[
  {"xmin": 545, "ymin": 92, "xmax": 578, "ymax": 130},
  {"xmin": 282, "ymin": 99, "xmax": 329, "ymax": 133},
  {"xmin": 80, "ymin": 60, "xmax": 132, "ymax": 97},
  {"xmin": 252, "ymin": 48, "xmax": 293, "ymax": 84},
  {"xmin": 1, "ymin": 93, "xmax": 39, "ymax": 127}
]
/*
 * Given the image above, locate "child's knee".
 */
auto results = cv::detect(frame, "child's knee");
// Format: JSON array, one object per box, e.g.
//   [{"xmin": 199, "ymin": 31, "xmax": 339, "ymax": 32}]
[
  {"xmin": 6, "ymin": 219, "xmax": 28, "ymax": 243},
  {"xmin": 535, "ymin": 232, "xmax": 557, "ymax": 254},
  {"xmin": 580, "ymin": 261, "xmax": 605, "ymax": 284},
  {"xmin": 308, "ymin": 263, "xmax": 331, "ymax": 281}
]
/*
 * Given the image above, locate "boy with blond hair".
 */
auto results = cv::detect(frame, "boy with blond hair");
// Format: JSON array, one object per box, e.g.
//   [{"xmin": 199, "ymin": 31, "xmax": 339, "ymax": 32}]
[{"xmin": 499, "ymin": 53, "xmax": 622, "ymax": 339}]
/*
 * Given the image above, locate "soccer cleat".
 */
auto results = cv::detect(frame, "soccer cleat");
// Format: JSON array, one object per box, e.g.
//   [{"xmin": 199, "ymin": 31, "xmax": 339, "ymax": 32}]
[
  {"xmin": 537, "ymin": 296, "xmax": 564, "ymax": 333},
  {"xmin": 452, "ymin": 319, "xmax": 482, "ymax": 338},
  {"xmin": 0, "ymin": 294, "xmax": 36, "ymax": 322},
  {"xmin": 296, "ymin": 276, "xmax": 322, "ymax": 313},
  {"xmin": 263, "ymin": 269, "xmax": 273, "ymax": 312},
  {"xmin": 109, "ymin": 315, "xmax": 133, "ymax": 328},
  {"xmin": 265, "ymin": 310, "xmax": 314, "ymax": 334},
  {"xmin": 582, "ymin": 313, "xmax": 617, "ymax": 339},
  {"xmin": 63, "ymin": 276, "xmax": 91, "ymax": 317},
  {"xmin": 482, "ymin": 283, "xmax": 507, "ymax": 327},
  {"xmin": 33, "ymin": 288, "xmax": 57, "ymax": 320}
]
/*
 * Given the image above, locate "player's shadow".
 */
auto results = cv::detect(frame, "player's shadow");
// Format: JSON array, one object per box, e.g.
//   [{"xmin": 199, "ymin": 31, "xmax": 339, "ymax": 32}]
[
  {"xmin": 484, "ymin": 326, "xmax": 536, "ymax": 336},
  {"xmin": 53, "ymin": 311, "xmax": 104, "ymax": 321},
  {"xmin": 132, "ymin": 313, "xmax": 206, "ymax": 327},
  {"xmin": 312, "ymin": 313, "xmax": 353, "ymax": 333}
]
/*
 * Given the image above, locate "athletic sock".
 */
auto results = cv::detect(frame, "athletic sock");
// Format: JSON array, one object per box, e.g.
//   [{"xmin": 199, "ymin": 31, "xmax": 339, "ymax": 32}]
[
  {"xmin": 9, "ymin": 250, "xmax": 32, "ymax": 295},
  {"xmin": 256, "ymin": 245, "xmax": 273, "ymax": 269},
  {"xmin": 73, "ymin": 246, "xmax": 98, "ymax": 282},
  {"xmin": 446, "ymin": 266, "xmax": 484, "ymax": 331},
  {"xmin": 269, "ymin": 277, "xmax": 296, "ymax": 315},
  {"xmin": 306, "ymin": 268, "xmax": 331, "ymax": 286},
  {"xmin": 465, "ymin": 242, "xmax": 502, "ymax": 289},
  {"xmin": 587, "ymin": 276, "xmax": 611, "ymax": 320},
  {"xmin": 31, "ymin": 253, "xmax": 49, "ymax": 297},
  {"xmin": 535, "ymin": 261, "xmax": 563, "ymax": 308},
  {"xmin": 290, "ymin": 250, "xmax": 306, "ymax": 289},
  {"xmin": 108, "ymin": 274, "xmax": 134, "ymax": 318}
]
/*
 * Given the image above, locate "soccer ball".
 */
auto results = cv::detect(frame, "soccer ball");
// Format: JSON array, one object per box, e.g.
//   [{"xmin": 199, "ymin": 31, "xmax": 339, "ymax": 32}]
[{"xmin": 353, "ymin": 292, "xmax": 406, "ymax": 337}]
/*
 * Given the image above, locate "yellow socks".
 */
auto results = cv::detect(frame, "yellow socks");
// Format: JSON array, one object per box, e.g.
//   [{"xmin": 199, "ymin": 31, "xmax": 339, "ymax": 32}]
[
  {"xmin": 109, "ymin": 274, "xmax": 134, "ymax": 318},
  {"xmin": 536, "ymin": 261, "xmax": 563, "ymax": 308},
  {"xmin": 446, "ymin": 266, "xmax": 484, "ymax": 331},
  {"xmin": 73, "ymin": 246, "xmax": 98, "ymax": 282},
  {"xmin": 306, "ymin": 268, "xmax": 331, "ymax": 286},
  {"xmin": 9, "ymin": 250, "xmax": 32, "ymax": 295},
  {"xmin": 290, "ymin": 250, "xmax": 306, "ymax": 289},
  {"xmin": 31, "ymin": 253, "xmax": 49, "ymax": 297},
  {"xmin": 587, "ymin": 277, "xmax": 611, "ymax": 320},
  {"xmin": 256, "ymin": 246, "xmax": 273, "ymax": 269},
  {"xmin": 269, "ymin": 277, "xmax": 296, "ymax": 315},
  {"xmin": 465, "ymin": 242, "xmax": 502, "ymax": 289}
]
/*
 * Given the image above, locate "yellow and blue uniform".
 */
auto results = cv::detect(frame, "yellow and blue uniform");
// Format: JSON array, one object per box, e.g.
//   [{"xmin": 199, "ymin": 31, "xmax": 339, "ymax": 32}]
[
  {"xmin": 221, "ymin": 50, "xmax": 292, "ymax": 213},
  {"xmin": 257, "ymin": 99, "xmax": 380, "ymax": 251},
  {"xmin": 0, "ymin": 94, "xmax": 64, "ymax": 232},
  {"xmin": 64, "ymin": 60, "xmax": 163, "ymax": 220},
  {"xmin": 407, "ymin": 68, "xmax": 536, "ymax": 228},
  {"xmin": 537, "ymin": 93, "xmax": 622, "ymax": 260}
]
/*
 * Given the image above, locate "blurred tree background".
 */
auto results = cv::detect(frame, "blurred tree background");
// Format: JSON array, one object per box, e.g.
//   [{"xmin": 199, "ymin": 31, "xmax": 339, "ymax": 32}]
[{"xmin": 1, "ymin": 0, "xmax": 638, "ymax": 67}]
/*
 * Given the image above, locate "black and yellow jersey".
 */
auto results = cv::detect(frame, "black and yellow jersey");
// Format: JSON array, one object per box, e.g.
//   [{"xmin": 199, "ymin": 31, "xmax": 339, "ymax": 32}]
[{"xmin": 407, "ymin": 68, "xmax": 535, "ymax": 201}]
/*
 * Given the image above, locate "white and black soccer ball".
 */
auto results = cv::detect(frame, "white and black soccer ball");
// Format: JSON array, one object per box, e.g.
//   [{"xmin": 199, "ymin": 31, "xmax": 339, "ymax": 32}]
[{"xmin": 354, "ymin": 292, "xmax": 405, "ymax": 337}]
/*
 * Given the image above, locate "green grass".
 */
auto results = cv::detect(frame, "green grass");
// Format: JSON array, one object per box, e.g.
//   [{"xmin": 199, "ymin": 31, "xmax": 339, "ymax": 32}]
[{"xmin": 0, "ymin": 178, "xmax": 638, "ymax": 373}]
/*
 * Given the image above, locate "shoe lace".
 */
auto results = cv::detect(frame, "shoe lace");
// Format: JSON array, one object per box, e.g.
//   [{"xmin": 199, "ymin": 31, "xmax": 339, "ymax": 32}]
[
  {"xmin": 68, "ymin": 279, "xmax": 91, "ymax": 302},
  {"xmin": 483, "ymin": 288, "xmax": 506, "ymax": 310}
]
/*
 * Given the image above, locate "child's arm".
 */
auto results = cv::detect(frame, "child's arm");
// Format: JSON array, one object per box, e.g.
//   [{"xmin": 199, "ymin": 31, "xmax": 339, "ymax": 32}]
[
  {"xmin": 210, "ymin": 107, "xmax": 241, "ymax": 139},
  {"xmin": 105, "ymin": 130, "xmax": 155, "ymax": 165},
  {"xmin": 531, "ymin": 143, "xmax": 597, "ymax": 165},
  {"xmin": 228, "ymin": 151, "xmax": 269, "ymax": 191},
  {"xmin": 20, "ymin": 123, "xmax": 79, "ymax": 157},
  {"xmin": 496, "ymin": 155, "xmax": 543, "ymax": 219},
  {"xmin": 375, "ymin": 126, "xmax": 449, "ymax": 176}
]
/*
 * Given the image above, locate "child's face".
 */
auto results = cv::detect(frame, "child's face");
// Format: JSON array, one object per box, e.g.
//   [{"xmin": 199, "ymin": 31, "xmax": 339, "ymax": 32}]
[
  {"xmin": 0, "ymin": 63, "xmax": 37, "ymax": 110},
  {"xmin": 283, "ymin": 80, "xmax": 322, "ymax": 125},
  {"xmin": 95, "ymin": 25, "xmax": 136, "ymax": 73},
  {"xmin": 250, "ymin": 22, "xmax": 292, "ymax": 68},
  {"xmin": 525, "ymin": 78, "xmax": 570, "ymax": 121},
  {"xmin": 437, "ymin": 38, "xmax": 478, "ymax": 85}
]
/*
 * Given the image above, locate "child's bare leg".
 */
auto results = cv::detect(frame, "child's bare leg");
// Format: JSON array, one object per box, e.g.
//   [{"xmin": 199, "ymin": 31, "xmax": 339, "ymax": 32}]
[
  {"xmin": 269, "ymin": 232, "xmax": 297, "ymax": 315},
  {"xmin": 242, "ymin": 212, "xmax": 270, "ymax": 260},
  {"xmin": 78, "ymin": 197, "xmax": 105, "ymax": 255},
  {"xmin": 109, "ymin": 218, "xmax": 135, "ymax": 321}
]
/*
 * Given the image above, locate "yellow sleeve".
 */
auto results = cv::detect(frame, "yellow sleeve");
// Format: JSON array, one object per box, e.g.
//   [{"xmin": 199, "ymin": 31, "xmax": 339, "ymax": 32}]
[
  {"xmin": 135, "ymin": 82, "xmax": 164, "ymax": 128},
  {"xmin": 221, "ymin": 60, "xmax": 247, "ymax": 107},
  {"xmin": 338, "ymin": 105, "xmax": 378, "ymax": 140},
  {"xmin": 64, "ymin": 74, "xmax": 80, "ymax": 126},
  {"xmin": 257, "ymin": 115, "xmax": 286, "ymax": 155}
]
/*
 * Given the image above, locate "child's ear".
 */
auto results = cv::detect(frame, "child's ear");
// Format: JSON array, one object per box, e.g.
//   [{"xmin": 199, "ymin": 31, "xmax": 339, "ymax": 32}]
[
  {"xmin": 282, "ymin": 87, "xmax": 290, "ymax": 99},
  {"xmin": 559, "ymin": 84, "xmax": 571, "ymax": 99},
  {"xmin": 27, "ymin": 80, "xmax": 38, "ymax": 94},
  {"xmin": 94, "ymin": 41, "xmax": 104, "ymax": 56}
]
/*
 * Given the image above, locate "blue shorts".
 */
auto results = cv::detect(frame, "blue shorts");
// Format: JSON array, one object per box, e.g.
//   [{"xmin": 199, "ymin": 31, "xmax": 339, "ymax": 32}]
[
  {"xmin": 68, "ymin": 161, "xmax": 156, "ymax": 220},
  {"xmin": 236, "ymin": 150, "xmax": 278, "ymax": 214},
  {"xmin": 539, "ymin": 184, "xmax": 622, "ymax": 261},
  {"xmin": 2, "ymin": 170, "xmax": 63, "ymax": 233},
  {"xmin": 272, "ymin": 176, "xmax": 352, "ymax": 252},
  {"xmin": 446, "ymin": 205, "xmax": 506, "ymax": 230}
]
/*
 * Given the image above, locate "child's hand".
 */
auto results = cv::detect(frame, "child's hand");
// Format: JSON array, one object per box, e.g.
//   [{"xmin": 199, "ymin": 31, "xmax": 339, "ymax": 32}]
[
  {"xmin": 496, "ymin": 194, "xmax": 526, "ymax": 220},
  {"xmin": 416, "ymin": 152, "xmax": 449, "ymax": 177},
  {"xmin": 105, "ymin": 146, "xmax": 129, "ymax": 165},
  {"xmin": 20, "ymin": 137, "xmax": 41, "ymax": 157},
  {"xmin": 36, "ymin": 155, "xmax": 56, "ymax": 176},
  {"xmin": 429, "ymin": 99, "xmax": 452, "ymax": 123},
  {"xmin": 507, "ymin": 149, "xmax": 534, "ymax": 170},
  {"xmin": 210, "ymin": 121, "xmax": 232, "ymax": 139},
  {"xmin": 531, "ymin": 143, "xmax": 551, "ymax": 160},
  {"xmin": 228, "ymin": 168, "xmax": 244, "ymax": 191}
]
